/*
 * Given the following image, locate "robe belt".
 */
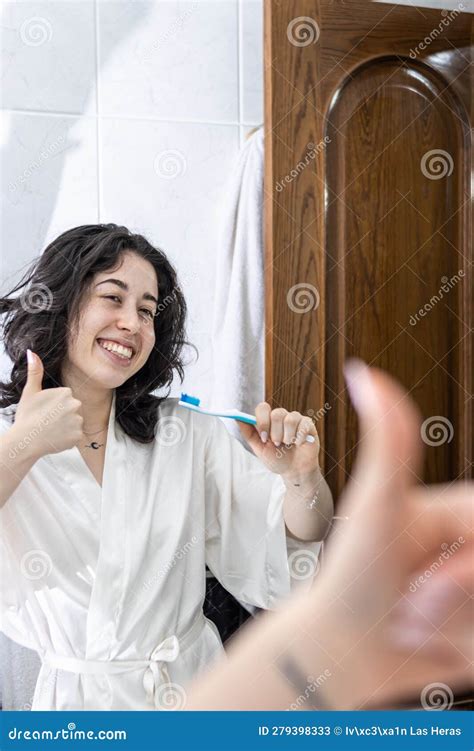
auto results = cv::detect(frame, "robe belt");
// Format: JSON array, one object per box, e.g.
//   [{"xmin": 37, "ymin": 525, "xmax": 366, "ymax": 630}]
[{"xmin": 41, "ymin": 613, "xmax": 207, "ymax": 710}]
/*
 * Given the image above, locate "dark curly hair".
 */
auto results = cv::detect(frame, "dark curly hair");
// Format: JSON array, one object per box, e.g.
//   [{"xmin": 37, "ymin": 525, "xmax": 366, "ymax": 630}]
[{"xmin": 0, "ymin": 223, "xmax": 195, "ymax": 442}]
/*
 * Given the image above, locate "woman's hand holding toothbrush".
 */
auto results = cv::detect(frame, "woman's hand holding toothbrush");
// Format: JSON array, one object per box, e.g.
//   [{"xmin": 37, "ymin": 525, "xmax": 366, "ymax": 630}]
[
  {"xmin": 238, "ymin": 405, "xmax": 333, "ymax": 540},
  {"xmin": 237, "ymin": 403, "xmax": 321, "ymax": 479}
]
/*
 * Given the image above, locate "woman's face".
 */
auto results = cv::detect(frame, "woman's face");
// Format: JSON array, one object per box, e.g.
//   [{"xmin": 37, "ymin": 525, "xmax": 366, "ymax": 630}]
[{"xmin": 65, "ymin": 251, "xmax": 158, "ymax": 390}]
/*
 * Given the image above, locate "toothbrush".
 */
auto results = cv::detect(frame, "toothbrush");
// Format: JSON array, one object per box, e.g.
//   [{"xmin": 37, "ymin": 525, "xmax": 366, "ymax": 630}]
[{"xmin": 178, "ymin": 393, "xmax": 316, "ymax": 444}]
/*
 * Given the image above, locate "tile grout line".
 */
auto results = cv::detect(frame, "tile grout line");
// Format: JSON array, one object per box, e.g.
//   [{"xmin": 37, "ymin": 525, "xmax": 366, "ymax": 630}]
[
  {"xmin": 0, "ymin": 108, "xmax": 262, "ymax": 129},
  {"xmin": 237, "ymin": 0, "xmax": 243, "ymax": 148},
  {"xmin": 94, "ymin": 0, "xmax": 102, "ymax": 222}
]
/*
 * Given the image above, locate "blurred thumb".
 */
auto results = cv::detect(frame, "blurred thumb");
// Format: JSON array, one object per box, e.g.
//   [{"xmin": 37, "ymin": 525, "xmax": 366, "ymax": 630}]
[
  {"xmin": 22, "ymin": 349, "xmax": 44, "ymax": 398},
  {"xmin": 340, "ymin": 359, "xmax": 423, "ymax": 519}
]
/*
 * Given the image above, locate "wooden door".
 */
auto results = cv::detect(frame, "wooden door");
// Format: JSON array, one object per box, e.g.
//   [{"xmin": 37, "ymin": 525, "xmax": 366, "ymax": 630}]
[{"xmin": 264, "ymin": 0, "xmax": 472, "ymax": 500}]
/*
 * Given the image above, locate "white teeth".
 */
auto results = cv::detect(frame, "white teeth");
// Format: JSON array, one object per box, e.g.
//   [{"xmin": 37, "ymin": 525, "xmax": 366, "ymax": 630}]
[{"xmin": 98, "ymin": 340, "xmax": 133, "ymax": 359}]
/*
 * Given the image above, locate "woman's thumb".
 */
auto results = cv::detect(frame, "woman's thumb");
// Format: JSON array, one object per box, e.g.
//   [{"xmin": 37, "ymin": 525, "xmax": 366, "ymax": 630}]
[
  {"xmin": 237, "ymin": 420, "xmax": 263, "ymax": 455},
  {"xmin": 22, "ymin": 349, "xmax": 44, "ymax": 398},
  {"xmin": 340, "ymin": 359, "xmax": 423, "ymax": 518}
]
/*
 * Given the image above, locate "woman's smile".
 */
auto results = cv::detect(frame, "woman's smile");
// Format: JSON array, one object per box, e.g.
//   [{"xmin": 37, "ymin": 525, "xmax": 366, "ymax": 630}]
[{"xmin": 96, "ymin": 338, "xmax": 136, "ymax": 368}]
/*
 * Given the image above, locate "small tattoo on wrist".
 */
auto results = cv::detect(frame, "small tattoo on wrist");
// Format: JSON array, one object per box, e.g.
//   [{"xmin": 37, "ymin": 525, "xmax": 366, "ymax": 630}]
[{"xmin": 276, "ymin": 655, "xmax": 331, "ymax": 710}]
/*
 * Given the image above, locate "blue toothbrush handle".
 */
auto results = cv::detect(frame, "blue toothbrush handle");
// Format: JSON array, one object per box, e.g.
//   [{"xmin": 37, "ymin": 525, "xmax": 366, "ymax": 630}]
[
  {"xmin": 230, "ymin": 414, "xmax": 315, "ymax": 443},
  {"xmin": 178, "ymin": 399, "xmax": 316, "ymax": 444}
]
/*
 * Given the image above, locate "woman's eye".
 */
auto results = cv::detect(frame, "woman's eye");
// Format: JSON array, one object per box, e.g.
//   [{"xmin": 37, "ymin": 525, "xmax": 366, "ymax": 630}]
[{"xmin": 102, "ymin": 296, "xmax": 154, "ymax": 321}]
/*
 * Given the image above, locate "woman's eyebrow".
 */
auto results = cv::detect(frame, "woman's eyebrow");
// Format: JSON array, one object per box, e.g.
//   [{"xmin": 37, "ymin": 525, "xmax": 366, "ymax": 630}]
[{"xmin": 95, "ymin": 278, "xmax": 158, "ymax": 305}]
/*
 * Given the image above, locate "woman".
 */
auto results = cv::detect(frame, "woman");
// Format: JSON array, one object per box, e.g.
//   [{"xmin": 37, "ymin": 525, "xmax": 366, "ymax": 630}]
[{"xmin": 0, "ymin": 223, "xmax": 333, "ymax": 710}]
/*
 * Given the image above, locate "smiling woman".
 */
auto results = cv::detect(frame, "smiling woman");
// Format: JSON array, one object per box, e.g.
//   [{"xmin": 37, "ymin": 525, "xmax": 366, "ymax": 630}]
[
  {"xmin": 0, "ymin": 223, "xmax": 327, "ymax": 711},
  {"xmin": 0, "ymin": 224, "xmax": 192, "ymax": 443}
]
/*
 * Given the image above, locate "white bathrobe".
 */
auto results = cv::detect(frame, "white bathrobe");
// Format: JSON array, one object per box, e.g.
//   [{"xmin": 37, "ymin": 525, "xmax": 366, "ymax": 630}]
[{"xmin": 0, "ymin": 393, "xmax": 321, "ymax": 710}]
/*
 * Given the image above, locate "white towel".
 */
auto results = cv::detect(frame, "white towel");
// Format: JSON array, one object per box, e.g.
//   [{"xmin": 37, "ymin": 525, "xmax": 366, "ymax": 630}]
[{"xmin": 210, "ymin": 127, "xmax": 265, "ymax": 443}]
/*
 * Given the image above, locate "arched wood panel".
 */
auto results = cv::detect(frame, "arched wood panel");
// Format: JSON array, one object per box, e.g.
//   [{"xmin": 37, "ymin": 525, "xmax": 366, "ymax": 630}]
[{"xmin": 325, "ymin": 56, "xmax": 471, "ymax": 492}]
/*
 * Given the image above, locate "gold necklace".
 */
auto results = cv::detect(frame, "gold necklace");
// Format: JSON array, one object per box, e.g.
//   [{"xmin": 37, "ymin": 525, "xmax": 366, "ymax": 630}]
[{"xmin": 83, "ymin": 425, "xmax": 108, "ymax": 450}]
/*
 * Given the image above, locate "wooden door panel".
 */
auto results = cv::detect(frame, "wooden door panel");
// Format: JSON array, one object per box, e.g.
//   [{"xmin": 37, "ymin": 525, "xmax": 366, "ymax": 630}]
[
  {"xmin": 264, "ymin": 0, "xmax": 472, "ymax": 499},
  {"xmin": 325, "ymin": 56, "xmax": 470, "ymax": 492}
]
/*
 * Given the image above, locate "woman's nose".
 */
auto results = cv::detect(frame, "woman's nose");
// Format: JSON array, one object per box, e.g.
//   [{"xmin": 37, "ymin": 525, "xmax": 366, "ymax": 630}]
[{"xmin": 116, "ymin": 305, "xmax": 141, "ymax": 333}]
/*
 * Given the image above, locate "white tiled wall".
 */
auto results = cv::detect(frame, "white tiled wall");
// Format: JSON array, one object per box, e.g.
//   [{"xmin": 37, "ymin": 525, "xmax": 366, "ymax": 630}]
[{"xmin": 0, "ymin": 0, "xmax": 264, "ymax": 401}]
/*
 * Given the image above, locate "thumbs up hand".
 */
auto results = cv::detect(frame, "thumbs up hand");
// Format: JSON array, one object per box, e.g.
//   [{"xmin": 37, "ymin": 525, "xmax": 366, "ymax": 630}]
[
  {"xmin": 14, "ymin": 349, "xmax": 84, "ymax": 459},
  {"xmin": 299, "ymin": 360, "xmax": 473, "ymax": 709}
]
